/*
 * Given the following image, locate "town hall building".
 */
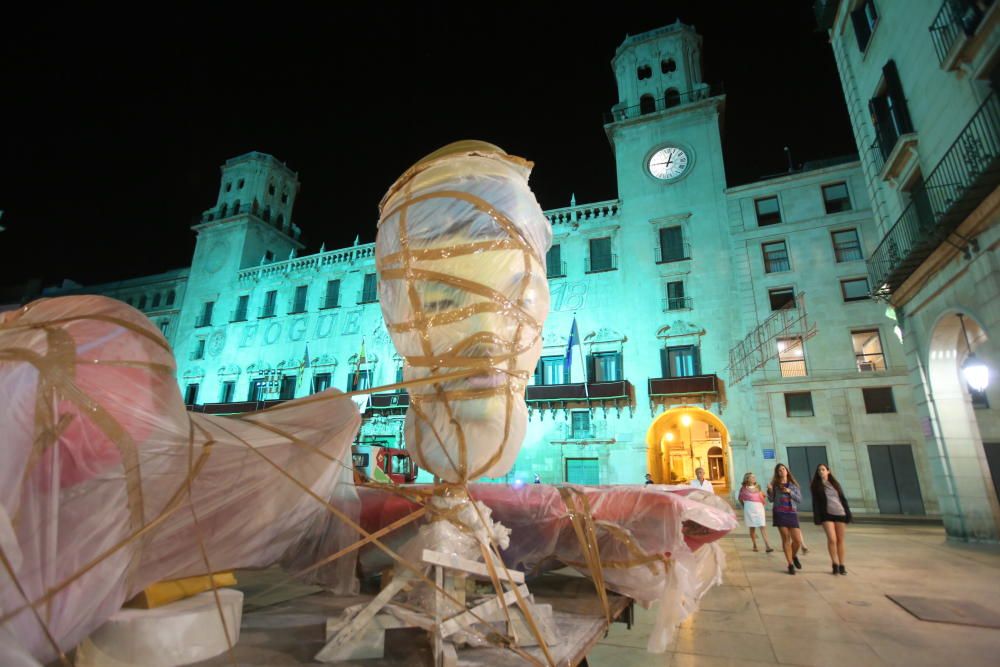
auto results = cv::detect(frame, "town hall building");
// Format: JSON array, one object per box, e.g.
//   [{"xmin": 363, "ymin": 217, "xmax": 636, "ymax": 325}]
[{"xmin": 39, "ymin": 14, "xmax": 1000, "ymax": 539}]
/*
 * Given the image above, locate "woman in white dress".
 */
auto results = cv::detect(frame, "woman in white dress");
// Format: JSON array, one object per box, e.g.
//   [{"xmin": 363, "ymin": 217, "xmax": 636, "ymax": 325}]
[{"xmin": 738, "ymin": 472, "xmax": 774, "ymax": 552}]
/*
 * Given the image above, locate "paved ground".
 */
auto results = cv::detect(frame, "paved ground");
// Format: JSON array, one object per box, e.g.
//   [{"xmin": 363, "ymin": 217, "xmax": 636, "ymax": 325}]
[{"xmin": 588, "ymin": 521, "xmax": 1000, "ymax": 666}]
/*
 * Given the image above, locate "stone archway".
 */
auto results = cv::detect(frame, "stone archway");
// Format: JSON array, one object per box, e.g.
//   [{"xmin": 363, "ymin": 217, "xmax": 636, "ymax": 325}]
[
  {"xmin": 925, "ymin": 311, "xmax": 1000, "ymax": 541},
  {"xmin": 646, "ymin": 405, "xmax": 730, "ymax": 492}
]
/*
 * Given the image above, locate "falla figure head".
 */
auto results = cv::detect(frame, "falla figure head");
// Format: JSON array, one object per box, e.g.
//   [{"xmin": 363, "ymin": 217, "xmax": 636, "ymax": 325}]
[{"xmin": 376, "ymin": 141, "xmax": 552, "ymax": 483}]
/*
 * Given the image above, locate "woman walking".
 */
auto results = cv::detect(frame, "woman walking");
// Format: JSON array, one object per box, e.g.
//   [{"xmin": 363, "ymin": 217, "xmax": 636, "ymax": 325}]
[
  {"xmin": 811, "ymin": 463, "xmax": 852, "ymax": 575},
  {"xmin": 738, "ymin": 472, "xmax": 774, "ymax": 553},
  {"xmin": 767, "ymin": 463, "xmax": 803, "ymax": 575}
]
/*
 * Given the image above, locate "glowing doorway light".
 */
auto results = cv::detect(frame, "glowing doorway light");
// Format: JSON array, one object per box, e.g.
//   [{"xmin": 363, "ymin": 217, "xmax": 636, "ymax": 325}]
[
  {"xmin": 680, "ymin": 414, "xmax": 692, "ymax": 427},
  {"xmin": 958, "ymin": 313, "xmax": 989, "ymax": 392},
  {"xmin": 664, "ymin": 432, "xmax": 675, "ymax": 442}
]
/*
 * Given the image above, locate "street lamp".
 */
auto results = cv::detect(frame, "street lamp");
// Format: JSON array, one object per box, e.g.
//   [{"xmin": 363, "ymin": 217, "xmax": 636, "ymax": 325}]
[{"xmin": 958, "ymin": 313, "xmax": 989, "ymax": 392}]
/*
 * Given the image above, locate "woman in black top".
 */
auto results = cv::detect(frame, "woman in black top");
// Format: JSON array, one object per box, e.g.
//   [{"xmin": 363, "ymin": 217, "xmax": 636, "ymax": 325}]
[{"xmin": 811, "ymin": 463, "xmax": 852, "ymax": 575}]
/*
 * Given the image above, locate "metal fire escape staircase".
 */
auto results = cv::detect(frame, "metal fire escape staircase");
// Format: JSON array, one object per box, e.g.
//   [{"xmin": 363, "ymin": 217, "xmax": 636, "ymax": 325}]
[{"xmin": 727, "ymin": 293, "xmax": 818, "ymax": 385}]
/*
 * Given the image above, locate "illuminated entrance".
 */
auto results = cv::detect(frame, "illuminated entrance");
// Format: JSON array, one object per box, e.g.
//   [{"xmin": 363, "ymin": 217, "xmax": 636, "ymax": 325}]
[{"xmin": 646, "ymin": 406, "xmax": 730, "ymax": 491}]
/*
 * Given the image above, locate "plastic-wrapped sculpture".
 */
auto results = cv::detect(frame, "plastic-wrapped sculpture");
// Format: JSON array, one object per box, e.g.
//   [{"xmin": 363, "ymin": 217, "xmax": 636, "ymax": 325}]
[
  {"xmin": 0, "ymin": 295, "xmax": 361, "ymax": 664},
  {"xmin": 376, "ymin": 140, "xmax": 551, "ymax": 483}
]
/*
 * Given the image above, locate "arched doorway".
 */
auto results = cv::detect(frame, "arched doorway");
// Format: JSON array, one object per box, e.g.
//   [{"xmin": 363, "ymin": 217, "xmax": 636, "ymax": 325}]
[
  {"xmin": 925, "ymin": 311, "xmax": 1000, "ymax": 541},
  {"xmin": 646, "ymin": 405, "xmax": 730, "ymax": 493}
]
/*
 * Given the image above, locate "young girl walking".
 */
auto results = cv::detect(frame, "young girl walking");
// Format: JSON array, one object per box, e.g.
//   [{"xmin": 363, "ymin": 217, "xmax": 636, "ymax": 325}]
[
  {"xmin": 767, "ymin": 463, "xmax": 803, "ymax": 575},
  {"xmin": 738, "ymin": 472, "xmax": 774, "ymax": 553},
  {"xmin": 811, "ymin": 463, "xmax": 852, "ymax": 575}
]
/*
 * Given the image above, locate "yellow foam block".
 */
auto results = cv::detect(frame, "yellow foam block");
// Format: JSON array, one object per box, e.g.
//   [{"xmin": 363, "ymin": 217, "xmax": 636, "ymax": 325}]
[{"xmin": 126, "ymin": 572, "xmax": 237, "ymax": 609}]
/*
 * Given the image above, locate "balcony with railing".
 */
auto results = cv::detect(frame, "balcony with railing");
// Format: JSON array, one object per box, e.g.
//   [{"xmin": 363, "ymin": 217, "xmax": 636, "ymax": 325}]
[
  {"xmin": 655, "ymin": 242, "xmax": 691, "ymax": 263},
  {"xmin": 604, "ymin": 83, "xmax": 724, "ymax": 123},
  {"xmin": 547, "ymin": 261, "xmax": 568, "ymax": 279},
  {"xmin": 365, "ymin": 391, "xmax": 410, "ymax": 417},
  {"xmin": 526, "ymin": 380, "xmax": 633, "ymax": 417},
  {"xmin": 585, "ymin": 254, "xmax": 618, "ymax": 274},
  {"xmin": 868, "ymin": 90, "xmax": 1000, "ymax": 298},
  {"xmin": 662, "ymin": 296, "xmax": 693, "ymax": 312},
  {"xmin": 648, "ymin": 374, "xmax": 721, "ymax": 412},
  {"xmin": 930, "ymin": 0, "xmax": 996, "ymax": 68}
]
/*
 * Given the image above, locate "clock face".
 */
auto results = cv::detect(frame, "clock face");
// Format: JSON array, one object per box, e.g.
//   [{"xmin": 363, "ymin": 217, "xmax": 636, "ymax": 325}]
[{"xmin": 648, "ymin": 147, "xmax": 689, "ymax": 180}]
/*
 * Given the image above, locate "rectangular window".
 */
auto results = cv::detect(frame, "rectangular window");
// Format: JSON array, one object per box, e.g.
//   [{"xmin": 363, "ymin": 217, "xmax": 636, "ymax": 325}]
[
  {"xmin": 832, "ymin": 229, "xmax": 863, "ymax": 262},
  {"xmin": 220, "ymin": 381, "xmax": 235, "ymax": 403},
  {"xmin": 230, "ymin": 295, "xmax": 248, "ymax": 322},
  {"xmin": 192, "ymin": 339, "xmax": 206, "ymax": 361},
  {"xmin": 852, "ymin": 329, "xmax": 886, "ymax": 371},
  {"xmin": 850, "ymin": 0, "xmax": 879, "ymax": 52},
  {"xmin": 197, "ymin": 301, "xmax": 214, "ymax": 327},
  {"xmin": 754, "ymin": 196, "xmax": 782, "ymax": 226},
  {"xmin": 348, "ymin": 369, "xmax": 372, "ymax": 392},
  {"xmin": 546, "ymin": 244, "xmax": 565, "ymax": 278},
  {"xmin": 184, "ymin": 383, "xmax": 199, "ymax": 406},
  {"xmin": 587, "ymin": 237, "xmax": 615, "ymax": 273},
  {"xmin": 777, "ymin": 337, "xmax": 807, "ymax": 377},
  {"xmin": 323, "ymin": 280, "xmax": 341, "ymax": 309},
  {"xmin": 768, "ymin": 287, "xmax": 796, "ymax": 311},
  {"xmin": 870, "ymin": 60, "xmax": 914, "ymax": 161},
  {"xmin": 279, "ymin": 376, "xmax": 296, "ymax": 400},
  {"xmin": 534, "ymin": 355, "xmax": 567, "ymax": 385},
  {"xmin": 571, "ymin": 411, "xmax": 593, "ymax": 439},
  {"xmin": 841, "ymin": 277, "xmax": 870, "ymax": 302},
  {"xmin": 152, "ymin": 293, "xmax": 161, "ymax": 308},
  {"xmin": 360, "ymin": 273, "xmax": 378, "ymax": 304},
  {"xmin": 762, "ymin": 240, "xmax": 790, "ymax": 273},
  {"xmin": 657, "ymin": 226, "xmax": 686, "ymax": 262},
  {"xmin": 587, "ymin": 351, "xmax": 622, "ymax": 383},
  {"xmin": 863, "ymin": 387, "xmax": 896, "ymax": 413},
  {"xmin": 261, "ymin": 290, "xmax": 277, "ymax": 318},
  {"xmin": 661, "ymin": 345, "xmax": 700, "ymax": 378},
  {"xmin": 312, "ymin": 372, "xmax": 332, "ymax": 394},
  {"xmin": 291, "ymin": 285, "xmax": 308, "ymax": 313},
  {"xmin": 822, "ymin": 182, "xmax": 852, "ymax": 214},
  {"xmin": 138, "ymin": 295, "xmax": 147, "ymax": 310},
  {"xmin": 784, "ymin": 392, "xmax": 815, "ymax": 417},
  {"xmin": 665, "ymin": 281, "xmax": 689, "ymax": 310},
  {"xmin": 248, "ymin": 378, "xmax": 267, "ymax": 402}
]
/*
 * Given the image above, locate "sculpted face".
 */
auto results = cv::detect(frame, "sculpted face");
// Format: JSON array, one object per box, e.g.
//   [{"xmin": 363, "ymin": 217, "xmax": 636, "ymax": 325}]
[{"xmin": 376, "ymin": 142, "xmax": 551, "ymax": 483}]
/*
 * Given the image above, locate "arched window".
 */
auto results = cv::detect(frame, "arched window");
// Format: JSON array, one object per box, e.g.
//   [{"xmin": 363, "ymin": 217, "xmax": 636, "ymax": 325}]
[
  {"xmin": 152, "ymin": 293, "xmax": 161, "ymax": 308},
  {"xmin": 252, "ymin": 199, "xmax": 259, "ymax": 214},
  {"xmin": 137, "ymin": 295, "xmax": 147, "ymax": 310},
  {"xmin": 664, "ymin": 88, "xmax": 681, "ymax": 109},
  {"xmin": 219, "ymin": 203, "xmax": 228, "ymax": 217},
  {"xmin": 661, "ymin": 59, "xmax": 676, "ymax": 74},
  {"xmin": 263, "ymin": 207, "xmax": 271, "ymax": 222},
  {"xmin": 640, "ymin": 94, "xmax": 656, "ymax": 115},
  {"xmin": 636, "ymin": 64, "xmax": 652, "ymax": 80},
  {"xmin": 276, "ymin": 213, "xmax": 285, "ymax": 227},
  {"xmin": 232, "ymin": 200, "xmax": 240, "ymax": 214}
]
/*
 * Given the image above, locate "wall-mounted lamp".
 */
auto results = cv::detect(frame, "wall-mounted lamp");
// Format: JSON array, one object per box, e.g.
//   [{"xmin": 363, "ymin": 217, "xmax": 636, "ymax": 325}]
[{"xmin": 958, "ymin": 313, "xmax": 989, "ymax": 392}]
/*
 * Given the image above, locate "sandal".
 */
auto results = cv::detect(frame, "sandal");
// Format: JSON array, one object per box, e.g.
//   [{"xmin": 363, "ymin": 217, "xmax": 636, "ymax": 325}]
[
  {"xmin": 765, "ymin": 546, "xmax": 774, "ymax": 553},
  {"xmin": 752, "ymin": 546, "xmax": 758, "ymax": 552}
]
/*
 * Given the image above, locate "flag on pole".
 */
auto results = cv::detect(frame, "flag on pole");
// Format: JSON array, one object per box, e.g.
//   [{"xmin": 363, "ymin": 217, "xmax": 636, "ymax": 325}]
[
  {"xmin": 353, "ymin": 337, "xmax": 368, "ymax": 390},
  {"xmin": 563, "ymin": 315, "xmax": 583, "ymax": 383},
  {"xmin": 302, "ymin": 343, "xmax": 311, "ymax": 368}
]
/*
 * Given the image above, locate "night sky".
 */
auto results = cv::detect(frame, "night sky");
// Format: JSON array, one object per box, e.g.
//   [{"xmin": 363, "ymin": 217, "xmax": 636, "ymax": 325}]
[{"xmin": 1, "ymin": 2, "xmax": 854, "ymax": 288}]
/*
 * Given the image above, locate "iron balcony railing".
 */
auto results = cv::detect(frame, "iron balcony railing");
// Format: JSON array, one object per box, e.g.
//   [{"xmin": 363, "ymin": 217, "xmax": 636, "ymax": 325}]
[
  {"xmin": 604, "ymin": 83, "xmax": 724, "ymax": 123},
  {"xmin": 662, "ymin": 296, "xmax": 693, "ymax": 312},
  {"xmin": 547, "ymin": 261, "xmax": 568, "ymax": 279},
  {"xmin": 655, "ymin": 242, "xmax": 691, "ymax": 263},
  {"xmin": 526, "ymin": 380, "xmax": 631, "ymax": 402},
  {"xmin": 929, "ymin": 0, "xmax": 990, "ymax": 65},
  {"xmin": 585, "ymin": 254, "xmax": 618, "ymax": 273},
  {"xmin": 868, "ymin": 90, "xmax": 1000, "ymax": 297}
]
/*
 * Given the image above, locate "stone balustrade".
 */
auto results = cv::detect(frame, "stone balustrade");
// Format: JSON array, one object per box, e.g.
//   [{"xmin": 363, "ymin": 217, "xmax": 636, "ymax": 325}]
[
  {"xmin": 543, "ymin": 199, "xmax": 621, "ymax": 227},
  {"xmin": 238, "ymin": 243, "xmax": 376, "ymax": 283}
]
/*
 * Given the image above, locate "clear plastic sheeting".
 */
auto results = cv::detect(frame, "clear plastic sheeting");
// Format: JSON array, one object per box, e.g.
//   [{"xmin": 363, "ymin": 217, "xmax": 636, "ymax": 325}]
[
  {"xmin": 376, "ymin": 141, "xmax": 552, "ymax": 483},
  {"xmin": 357, "ymin": 483, "xmax": 736, "ymax": 652},
  {"xmin": 0, "ymin": 296, "xmax": 362, "ymax": 664}
]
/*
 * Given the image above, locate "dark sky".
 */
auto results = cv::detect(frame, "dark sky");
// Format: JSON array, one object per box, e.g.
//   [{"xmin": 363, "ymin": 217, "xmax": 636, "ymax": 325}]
[{"xmin": 1, "ymin": 1, "xmax": 853, "ymax": 288}]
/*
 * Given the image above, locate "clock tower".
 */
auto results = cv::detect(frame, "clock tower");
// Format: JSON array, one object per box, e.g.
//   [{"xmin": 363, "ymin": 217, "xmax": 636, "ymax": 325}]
[{"xmin": 603, "ymin": 21, "xmax": 738, "ymax": 433}]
